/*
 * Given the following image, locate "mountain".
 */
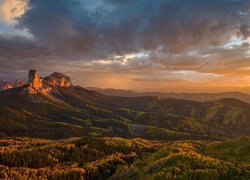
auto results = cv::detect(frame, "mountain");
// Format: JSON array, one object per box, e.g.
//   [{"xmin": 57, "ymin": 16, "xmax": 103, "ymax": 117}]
[
  {"xmin": 23, "ymin": 70, "xmax": 73, "ymax": 95},
  {"xmin": 87, "ymin": 87, "xmax": 250, "ymax": 104},
  {"xmin": 0, "ymin": 70, "xmax": 249, "ymax": 179},
  {"xmin": 0, "ymin": 80, "xmax": 25, "ymax": 91},
  {"xmin": 0, "ymin": 70, "xmax": 249, "ymax": 140}
]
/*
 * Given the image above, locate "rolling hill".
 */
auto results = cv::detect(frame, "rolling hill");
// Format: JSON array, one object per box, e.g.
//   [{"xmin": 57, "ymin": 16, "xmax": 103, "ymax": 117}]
[
  {"xmin": 112, "ymin": 137, "xmax": 250, "ymax": 179},
  {"xmin": 0, "ymin": 71, "xmax": 249, "ymax": 140},
  {"xmin": 0, "ymin": 137, "xmax": 249, "ymax": 179}
]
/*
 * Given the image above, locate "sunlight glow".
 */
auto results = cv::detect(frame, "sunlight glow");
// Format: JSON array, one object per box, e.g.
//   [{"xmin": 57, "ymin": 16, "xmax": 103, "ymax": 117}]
[
  {"xmin": 114, "ymin": 51, "xmax": 150, "ymax": 65},
  {"xmin": 0, "ymin": 0, "xmax": 29, "ymax": 25}
]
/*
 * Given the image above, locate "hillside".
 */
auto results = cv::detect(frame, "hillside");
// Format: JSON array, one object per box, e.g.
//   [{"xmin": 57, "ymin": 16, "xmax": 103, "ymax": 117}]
[
  {"xmin": 1, "ymin": 137, "xmax": 248, "ymax": 179},
  {"xmin": 0, "ymin": 137, "xmax": 164, "ymax": 179},
  {"xmin": 202, "ymin": 136, "xmax": 250, "ymax": 164},
  {"xmin": 0, "ymin": 70, "xmax": 249, "ymax": 141},
  {"xmin": 112, "ymin": 137, "xmax": 250, "ymax": 179},
  {"xmin": 0, "ymin": 85, "xmax": 250, "ymax": 140}
]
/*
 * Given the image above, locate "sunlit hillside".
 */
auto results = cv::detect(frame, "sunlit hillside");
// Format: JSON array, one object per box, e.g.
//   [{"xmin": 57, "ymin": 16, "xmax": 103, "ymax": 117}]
[{"xmin": 0, "ymin": 137, "xmax": 249, "ymax": 179}]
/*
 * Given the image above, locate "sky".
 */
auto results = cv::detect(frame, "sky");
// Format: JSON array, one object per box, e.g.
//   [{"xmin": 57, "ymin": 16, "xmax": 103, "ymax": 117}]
[{"xmin": 0, "ymin": 0, "xmax": 250, "ymax": 92}]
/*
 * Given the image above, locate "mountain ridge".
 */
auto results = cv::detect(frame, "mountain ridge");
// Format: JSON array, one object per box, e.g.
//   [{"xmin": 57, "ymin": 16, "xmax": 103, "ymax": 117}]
[
  {"xmin": 0, "ymin": 70, "xmax": 249, "ymax": 140},
  {"xmin": 0, "ymin": 80, "xmax": 25, "ymax": 91},
  {"xmin": 87, "ymin": 87, "xmax": 250, "ymax": 104}
]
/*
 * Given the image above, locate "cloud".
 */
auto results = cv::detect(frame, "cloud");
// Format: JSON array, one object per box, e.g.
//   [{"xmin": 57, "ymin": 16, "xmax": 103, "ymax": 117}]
[
  {"xmin": 13, "ymin": 0, "xmax": 249, "ymax": 57},
  {"xmin": 0, "ymin": 0, "xmax": 250, "ymax": 91},
  {"xmin": 0, "ymin": 0, "xmax": 29, "ymax": 24}
]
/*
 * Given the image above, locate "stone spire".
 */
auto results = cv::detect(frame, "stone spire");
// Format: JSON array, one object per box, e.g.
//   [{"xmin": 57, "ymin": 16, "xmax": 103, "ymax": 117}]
[
  {"xmin": 28, "ymin": 70, "xmax": 42, "ymax": 90},
  {"xmin": 23, "ymin": 70, "xmax": 73, "ymax": 95},
  {"xmin": 28, "ymin": 70, "xmax": 39, "ymax": 82}
]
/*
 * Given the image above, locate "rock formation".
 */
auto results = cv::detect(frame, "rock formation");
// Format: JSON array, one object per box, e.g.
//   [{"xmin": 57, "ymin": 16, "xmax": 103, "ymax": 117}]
[
  {"xmin": 44, "ymin": 72, "xmax": 73, "ymax": 87},
  {"xmin": 25, "ymin": 70, "xmax": 73, "ymax": 95},
  {"xmin": 25, "ymin": 70, "xmax": 43, "ymax": 94},
  {"xmin": 0, "ymin": 80, "xmax": 12, "ymax": 90},
  {"xmin": 0, "ymin": 80, "xmax": 25, "ymax": 91},
  {"xmin": 28, "ymin": 70, "xmax": 38, "ymax": 82},
  {"xmin": 0, "ymin": 70, "xmax": 73, "ymax": 95},
  {"xmin": 12, "ymin": 80, "xmax": 26, "ymax": 87}
]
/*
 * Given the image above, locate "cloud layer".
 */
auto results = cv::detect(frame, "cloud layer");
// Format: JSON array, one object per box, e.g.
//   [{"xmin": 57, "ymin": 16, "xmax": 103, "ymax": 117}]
[{"xmin": 0, "ymin": 0, "xmax": 250, "ymax": 92}]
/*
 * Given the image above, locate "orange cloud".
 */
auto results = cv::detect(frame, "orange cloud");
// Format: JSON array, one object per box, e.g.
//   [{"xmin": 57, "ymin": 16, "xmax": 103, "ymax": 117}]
[{"xmin": 0, "ymin": 0, "xmax": 29, "ymax": 24}]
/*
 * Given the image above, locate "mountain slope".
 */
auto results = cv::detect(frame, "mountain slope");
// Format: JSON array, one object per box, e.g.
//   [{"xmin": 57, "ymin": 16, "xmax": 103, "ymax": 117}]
[
  {"xmin": 1, "ymin": 85, "xmax": 250, "ymax": 140},
  {"xmin": 0, "ymin": 71, "xmax": 249, "ymax": 140}
]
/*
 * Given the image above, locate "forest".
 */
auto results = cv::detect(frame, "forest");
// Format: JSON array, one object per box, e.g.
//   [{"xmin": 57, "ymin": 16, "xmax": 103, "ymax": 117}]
[{"xmin": 0, "ymin": 137, "xmax": 249, "ymax": 179}]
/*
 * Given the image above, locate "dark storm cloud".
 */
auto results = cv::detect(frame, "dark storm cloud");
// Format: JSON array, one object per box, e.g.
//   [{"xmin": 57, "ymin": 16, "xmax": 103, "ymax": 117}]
[
  {"xmin": 0, "ymin": 0, "xmax": 250, "ymax": 81},
  {"xmin": 16, "ymin": 0, "xmax": 250, "ymax": 56}
]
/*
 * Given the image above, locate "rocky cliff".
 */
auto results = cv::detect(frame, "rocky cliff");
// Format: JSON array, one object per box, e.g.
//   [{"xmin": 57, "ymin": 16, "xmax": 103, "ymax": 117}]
[
  {"xmin": 44, "ymin": 72, "xmax": 73, "ymax": 87},
  {"xmin": 0, "ymin": 70, "xmax": 73, "ymax": 95},
  {"xmin": 0, "ymin": 80, "xmax": 25, "ymax": 91},
  {"xmin": 26, "ymin": 70, "xmax": 73, "ymax": 95},
  {"xmin": 25, "ymin": 70, "xmax": 43, "ymax": 94}
]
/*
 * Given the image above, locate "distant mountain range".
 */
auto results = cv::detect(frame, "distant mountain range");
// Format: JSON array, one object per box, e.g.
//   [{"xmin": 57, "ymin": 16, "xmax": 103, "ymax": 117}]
[
  {"xmin": 0, "ymin": 70, "xmax": 249, "ymax": 140},
  {"xmin": 87, "ymin": 87, "xmax": 250, "ymax": 104}
]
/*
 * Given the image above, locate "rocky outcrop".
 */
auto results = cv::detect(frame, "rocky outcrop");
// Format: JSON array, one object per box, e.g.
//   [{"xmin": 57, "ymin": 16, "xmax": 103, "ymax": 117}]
[
  {"xmin": 0, "ymin": 80, "xmax": 25, "ymax": 91},
  {"xmin": 12, "ymin": 80, "xmax": 26, "ymax": 87},
  {"xmin": 0, "ymin": 80, "xmax": 12, "ymax": 90},
  {"xmin": 44, "ymin": 72, "xmax": 73, "ymax": 87},
  {"xmin": 28, "ymin": 70, "xmax": 43, "ymax": 90},
  {"xmin": 28, "ymin": 70, "xmax": 39, "ymax": 82},
  {"xmin": 25, "ymin": 70, "xmax": 73, "ymax": 95},
  {"xmin": 1, "ymin": 70, "xmax": 73, "ymax": 95}
]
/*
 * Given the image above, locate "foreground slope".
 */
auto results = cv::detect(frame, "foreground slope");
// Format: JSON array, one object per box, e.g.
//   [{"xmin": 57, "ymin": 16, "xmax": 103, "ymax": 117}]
[
  {"xmin": 0, "ymin": 137, "xmax": 164, "ymax": 179},
  {"xmin": 112, "ymin": 137, "xmax": 250, "ymax": 179},
  {"xmin": 0, "ymin": 137, "xmax": 249, "ymax": 179}
]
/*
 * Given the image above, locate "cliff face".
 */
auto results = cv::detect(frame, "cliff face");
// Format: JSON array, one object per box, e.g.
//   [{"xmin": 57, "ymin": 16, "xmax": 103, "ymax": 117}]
[
  {"xmin": 26, "ymin": 70, "xmax": 73, "ymax": 95},
  {"xmin": 0, "ymin": 70, "xmax": 73, "ymax": 95},
  {"xmin": 44, "ymin": 72, "xmax": 73, "ymax": 87},
  {"xmin": 28, "ymin": 70, "xmax": 43, "ymax": 90}
]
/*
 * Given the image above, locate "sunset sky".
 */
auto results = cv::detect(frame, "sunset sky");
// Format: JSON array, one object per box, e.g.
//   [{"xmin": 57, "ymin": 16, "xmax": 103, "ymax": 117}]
[{"xmin": 0, "ymin": 0, "xmax": 250, "ymax": 92}]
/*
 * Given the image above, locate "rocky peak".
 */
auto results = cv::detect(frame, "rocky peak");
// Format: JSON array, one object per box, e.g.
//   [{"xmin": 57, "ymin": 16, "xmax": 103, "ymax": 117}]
[
  {"xmin": 0, "ymin": 80, "xmax": 12, "ymax": 90},
  {"xmin": 44, "ymin": 72, "xmax": 73, "ymax": 87},
  {"xmin": 28, "ymin": 70, "xmax": 42, "ymax": 90},
  {"xmin": 24, "ymin": 70, "xmax": 73, "ymax": 95},
  {"xmin": 28, "ymin": 70, "xmax": 39, "ymax": 82},
  {"xmin": 0, "ymin": 80, "xmax": 25, "ymax": 91},
  {"xmin": 1, "ymin": 70, "xmax": 74, "ymax": 95}
]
